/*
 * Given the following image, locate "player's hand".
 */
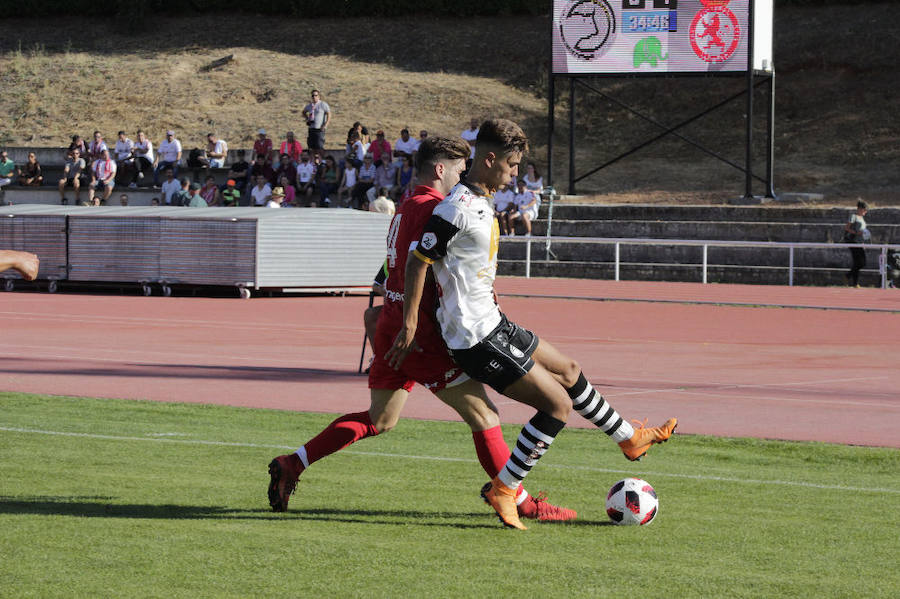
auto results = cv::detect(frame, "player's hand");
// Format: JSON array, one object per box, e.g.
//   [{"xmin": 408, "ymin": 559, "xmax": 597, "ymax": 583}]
[{"xmin": 385, "ymin": 326, "xmax": 421, "ymax": 370}]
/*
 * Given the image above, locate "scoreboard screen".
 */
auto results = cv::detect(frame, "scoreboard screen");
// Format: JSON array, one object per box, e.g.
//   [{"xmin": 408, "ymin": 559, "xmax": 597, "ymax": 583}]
[{"xmin": 552, "ymin": 0, "xmax": 773, "ymax": 75}]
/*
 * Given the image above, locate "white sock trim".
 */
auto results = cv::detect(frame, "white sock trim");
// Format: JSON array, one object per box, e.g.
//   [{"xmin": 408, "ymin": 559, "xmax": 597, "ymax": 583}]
[
  {"xmin": 611, "ymin": 419, "xmax": 635, "ymax": 443},
  {"xmin": 295, "ymin": 446, "xmax": 309, "ymax": 469}
]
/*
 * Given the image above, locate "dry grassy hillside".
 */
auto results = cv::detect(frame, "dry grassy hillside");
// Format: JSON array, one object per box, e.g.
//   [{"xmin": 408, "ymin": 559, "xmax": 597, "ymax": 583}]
[{"xmin": 0, "ymin": 4, "xmax": 896, "ymax": 205}]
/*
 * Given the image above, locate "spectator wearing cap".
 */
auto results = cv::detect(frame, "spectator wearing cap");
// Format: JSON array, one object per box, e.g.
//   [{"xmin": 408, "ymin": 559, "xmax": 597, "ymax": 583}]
[
  {"xmin": 87, "ymin": 148, "xmax": 117, "ymax": 205},
  {"xmin": 222, "ymin": 179, "xmax": 241, "ymax": 207},
  {"xmin": 187, "ymin": 181, "xmax": 207, "ymax": 208},
  {"xmin": 394, "ymin": 128, "xmax": 418, "ymax": 164},
  {"xmin": 267, "ymin": 186, "xmax": 286, "ymax": 208},
  {"xmin": 369, "ymin": 130, "xmax": 391, "ymax": 166},
  {"xmin": 154, "ymin": 130, "xmax": 182, "ymax": 186},
  {"xmin": 253, "ymin": 129, "xmax": 273, "ymax": 164},
  {"xmin": 205, "ymin": 133, "xmax": 228, "ymax": 168},
  {"xmin": 226, "ymin": 149, "xmax": 251, "ymax": 193},
  {"xmin": 302, "ymin": 89, "xmax": 331, "ymax": 151},
  {"xmin": 113, "ymin": 130, "xmax": 135, "ymax": 186},
  {"xmin": 280, "ymin": 131, "xmax": 303, "ymax": 163}
]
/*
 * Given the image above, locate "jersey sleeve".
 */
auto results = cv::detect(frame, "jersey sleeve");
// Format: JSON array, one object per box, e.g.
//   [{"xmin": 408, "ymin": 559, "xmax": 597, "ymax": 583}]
[
  {"xmin": 413, "ymin": 202, "xmax": 465, "ymax": 264},
  {"xmin": 373, "ymin": 260, "xmax": 388, "ymax": 287}
]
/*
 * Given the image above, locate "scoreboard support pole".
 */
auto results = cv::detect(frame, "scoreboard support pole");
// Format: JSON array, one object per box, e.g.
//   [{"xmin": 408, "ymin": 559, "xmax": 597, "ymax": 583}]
[{"xmin": 743, "ymin": 0, "xmax": 756, "ymax": 200}]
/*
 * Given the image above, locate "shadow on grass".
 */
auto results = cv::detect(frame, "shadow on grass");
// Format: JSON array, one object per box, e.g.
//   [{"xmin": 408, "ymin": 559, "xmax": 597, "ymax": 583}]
[{"xmin": 1, "ymin": 496, "xmax": 569, "ymax": 529}]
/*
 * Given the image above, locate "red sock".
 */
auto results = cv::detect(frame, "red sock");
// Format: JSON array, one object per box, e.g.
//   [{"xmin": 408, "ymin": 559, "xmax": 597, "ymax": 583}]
[
  {"xmin": 472, "ymin": 426, "xmax": 526, "ymax": 500},
  {"xmin": 302, "ymin": 411, "xmax": 379, "ymax": 466}
]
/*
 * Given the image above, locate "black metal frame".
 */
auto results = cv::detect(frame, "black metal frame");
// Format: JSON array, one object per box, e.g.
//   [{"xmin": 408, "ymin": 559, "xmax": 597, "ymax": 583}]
[{"xmin": 547, "ymin": 0, "xmax": 775, "ymax": 200}]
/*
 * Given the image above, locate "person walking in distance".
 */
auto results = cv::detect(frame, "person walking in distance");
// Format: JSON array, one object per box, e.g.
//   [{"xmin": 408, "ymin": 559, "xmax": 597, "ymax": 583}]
[
  {"xmin": 302, "ymin": 89, "xmax": 331, "ymax": 153},
  {"xmin": 389, "ymin": 119, "xmax": 677, "ymax": 530}
]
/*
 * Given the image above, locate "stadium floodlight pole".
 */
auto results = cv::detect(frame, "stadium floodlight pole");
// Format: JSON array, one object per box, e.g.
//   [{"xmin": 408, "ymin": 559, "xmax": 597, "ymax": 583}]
[
  {"xmin": 547, "ymin": 15, "xmax": 555, "ymax": 189},
  {"xmin": 743, "ymin": 0, "xmax": 756, "ymax": 200},
  {"xmin": 568, "ymin": 76, "xmax": 576, "ymax": 195},
  {"xmin": 765, "ymin": 71, "xmax": 776, "ymax": 198}
]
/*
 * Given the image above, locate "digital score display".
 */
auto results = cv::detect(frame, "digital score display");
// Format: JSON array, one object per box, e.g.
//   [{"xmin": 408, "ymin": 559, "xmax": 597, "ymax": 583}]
[{"xmin": 552, "ymin": 0, "xmax": 773, "ymax": 75}]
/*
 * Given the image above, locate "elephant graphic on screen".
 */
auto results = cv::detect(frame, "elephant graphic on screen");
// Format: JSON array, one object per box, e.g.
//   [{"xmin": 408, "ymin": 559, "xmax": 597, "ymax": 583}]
[{"xmin": 633, "ymin": 36, "xmax": 668, "ymax": 68}]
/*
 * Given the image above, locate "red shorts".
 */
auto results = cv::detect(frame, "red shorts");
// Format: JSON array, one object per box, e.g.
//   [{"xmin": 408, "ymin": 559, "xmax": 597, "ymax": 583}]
[{"xmin": 367, "ymin": 303, "xmax": 466, "ymax": 394}]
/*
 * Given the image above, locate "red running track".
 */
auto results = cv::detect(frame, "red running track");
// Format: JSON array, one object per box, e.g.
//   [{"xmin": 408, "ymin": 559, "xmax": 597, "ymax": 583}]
[{"xmin": 1, "ymin": 278, "xmax": 898, "ymax": 448}]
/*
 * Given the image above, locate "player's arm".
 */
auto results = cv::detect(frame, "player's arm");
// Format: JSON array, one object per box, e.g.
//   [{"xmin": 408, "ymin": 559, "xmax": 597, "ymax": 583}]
[
  {"xmin": 372, "ymin": 260, "xmax": 388, "ymax": 297},
  {"xmin": 0, "ymin": 250, "xmax": 39, "ymax": 280},
  {"xmin": 386, "ymin": 211, "xmax": 461, "ymax": 368}
]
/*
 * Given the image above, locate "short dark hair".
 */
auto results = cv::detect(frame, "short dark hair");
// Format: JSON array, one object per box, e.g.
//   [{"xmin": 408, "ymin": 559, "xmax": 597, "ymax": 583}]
[
  {"xmin": 857, "ymin": 200, "xmax": 868, "ymax": 210},
  {"xmin": 475, "ymin": 118, "xmax": 528, "ymax": 156},
  {"xmin": 416, "ymin": 136, "xmax": 470, "ymax": 171}
]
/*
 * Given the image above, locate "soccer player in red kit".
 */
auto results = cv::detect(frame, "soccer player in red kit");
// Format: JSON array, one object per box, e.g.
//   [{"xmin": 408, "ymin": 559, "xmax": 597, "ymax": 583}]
[{"xmin": 267, "ymin": 137, "xmax": 575, "ymax": 522}]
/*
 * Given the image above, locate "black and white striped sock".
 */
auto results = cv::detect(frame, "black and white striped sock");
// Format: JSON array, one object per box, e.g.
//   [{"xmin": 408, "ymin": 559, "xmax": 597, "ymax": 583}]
[
  {"xmin": 496, "ymin": 411, "xmax": 567, "ymax": 490},
  {"xmin": 567, "ymin": 372, "xmax": 634, "ymax": 443}
]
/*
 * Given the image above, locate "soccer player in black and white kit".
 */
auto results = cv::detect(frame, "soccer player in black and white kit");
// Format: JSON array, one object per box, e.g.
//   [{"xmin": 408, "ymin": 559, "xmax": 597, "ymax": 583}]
[{"xmin": 387, "ymin": 119, "xmax": 677, "ymax": 530}]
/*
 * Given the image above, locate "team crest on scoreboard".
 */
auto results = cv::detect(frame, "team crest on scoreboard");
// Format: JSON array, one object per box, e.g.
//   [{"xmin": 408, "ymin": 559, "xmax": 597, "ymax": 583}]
[
  {"xmin": 559, "ymin": 0, "xmax": 618, "ymax": 61},
  {"xmin": 689, "ymin": 3, "xmax": 740, "ymax": 63}
]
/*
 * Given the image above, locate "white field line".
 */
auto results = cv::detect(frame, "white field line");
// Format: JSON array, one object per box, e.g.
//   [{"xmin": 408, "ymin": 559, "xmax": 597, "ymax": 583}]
[{"xmin": 1, "ymin": 426, "xmax": 897, "ymax": 495}]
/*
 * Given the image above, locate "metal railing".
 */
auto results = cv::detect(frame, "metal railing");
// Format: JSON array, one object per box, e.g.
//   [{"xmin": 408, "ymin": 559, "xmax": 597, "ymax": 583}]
[{"xmin": 502, "ymin": 235, "xmax": 898, "ymax": 289}]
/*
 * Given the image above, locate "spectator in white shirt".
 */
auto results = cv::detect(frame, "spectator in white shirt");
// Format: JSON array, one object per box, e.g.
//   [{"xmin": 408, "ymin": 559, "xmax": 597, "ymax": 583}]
[
  {"xmin": 160, "ymin": 168, "xmax": 181, "ymax": 205},
  {"xmin": 295, "ymin": 150, "xmax": 317, "ymax": 206},
  {"xmin": 393, "ymin": 128, "xmax": 418, "ymax": 165},
  {"xmin": 205, "ymin": 133, "xmax": 228, "ymax": 168},
  {"xmin": 114, "ymin": 130, "xmax": 134, "ymax": 186},
  {"xmin": 267, "ymin": 186, "xmax": 286, "ymax": 208},
  {"xmin": 460, "ymin": 118, "xmax": 479, "ymax": 162},
  {"xmin": 509, "ymin": 179, "xmax": 539, "ymax": 236},
  {"xmin": 251, "ymin": 175, "xmax": 273, "ymax": 207},
  {"xmin": 153, "ymin": 130, "xmax": 182, "ymax": 186},
  {"xmin": 131, "ymin": 130, "xmax": 154, "ymax": 186}
]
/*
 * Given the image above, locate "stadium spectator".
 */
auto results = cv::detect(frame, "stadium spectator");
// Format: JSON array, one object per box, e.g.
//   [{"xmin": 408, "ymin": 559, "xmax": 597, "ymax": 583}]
[
  {"xmin": 419, "ymin": 129, "xmax": 428, "ymax": 143},
  {"xmin": 0, "ymin": 150, "xmax": 14, "ymax": 190},
  {"xmin": 492, "ymin": 182, "xmax": 515, "ymax": 236},
  {"xmin": 113, "ymin": 131, "xmax": 135, "ymax": 186},
  {"xmin": 160, "ymin": 168, "xmax": 180, "ymax": 205},
  {"xmin": 253, "ymin": 129, "xmax": 273, "ymax": 164},
  {"xmin": 154, "ymin": 130, "xmax": 182, "ymax": 186},
  {"xmin": 267, "ymin": 186, "xmax": 285, "ymax": 208},
  {"xmin": 368, "ymin": 155, "xmax": 396, "ymax": 205},
  {"xmin": 187, "ymin": 182, "xmax": 207, "ymax": 208},
  {"xmin": 460, "ymin": 118, "xmax": 479, "ymax": 161},
  {"xmin": 58, "ymin": 148, "xmax": 86, "ymax": 204},
  {"xmin": 250, "ymin": 154, "xmax": 276, "ymax": 186},
  {"xmin": 369, "ymin": 130, "xmax": 391, "ymax": 165},
  {"xmin": 352, "ymin": 153, "xmax": 376, "ymax": 209},
  {"xmin": 250, "ymin": 174, "xmax": 272, "ymax": 207},
  {"xmin": 303, "ymin": 90, "xmax": 331, "ymax": 151},
  {"xmin": 394, "ymin": 128, "xmax": 418, "ymax": 164},
  {"xmin": 227, "ymin": 149, "xmax": 251, "ymax": 192},
  {"xmin": 172, "ymin": 177, "xmax": 191, "ymax": 207},
  {"xmin": 280, "ymin": 131, "xmax": 303, "ymax": 163},
  {"xmin": 0, "ymin": 250, "xmax": 39, "ymax": 280},
  {"xmin": 509, "ymin": 178, "xmax": 538, "ymax": 236},
  {"xmin": 150, "ymin": 197, "xmax": 160, "ymax": 206},
  {"xmin": 522, "ymin": 161, "xmax": 544, "ymax": 195},
  {"xmin": 205, "ymin": 133, "xmax": 228, "ymax": 168},
  {"xmin": 344, "ymin": 130, "xmax": 365, "ymax": 169},
  {"xmin": 337, "ymin": 162, "xmax": 357, "ymax": 207},
  {"xmin": 317, "ymin": 155, "xmax": 339, "ymax": 207},
  {"xmin": 17, "ymin": 152, "xmax": 42, "ymax": 186},
  {"xmin": 222, "ymin": 179, "xmax": 241, "ymax": 207},
  {"xmin": 274, "ymin": 153, "xmax": 297, "ymax": 188},
  {"xmin": 843, "ymin": 200, "xmax": 870, "ymax": 287},
  {"xmin": 68, "ymin": 134, "xmax": 87, "ymax": 159},
  {"xmin": 200, "ymin": 175, "xmax": 220, "ymax": 206},
  {"xmin": 392, "ymin": 154, "xmax": 415, "ymax": 202},
  {"xmin": 119, "ymin": 193, "xmax": 129, "ymax": 206},
  {"xmin": 131, "ymin": 130, "xmax": 154, "ymax": 185},
  {"xmin": 87, "ymin": 148, "xmax": 117, "ymax": 205},
  {"xmin": 368, "ymin": 187, "xmax": 395, "ymax": 216},
  {"xmin": 87, "ymin": 130, "xmax": 108, "ymax": 166},
  {"xmin": 295, "ymin": 150, "xmax": 317, "ymax": 206},
  {"xmin": 278, "ymin": 175, "xmax": 296, "ymax": 207}
]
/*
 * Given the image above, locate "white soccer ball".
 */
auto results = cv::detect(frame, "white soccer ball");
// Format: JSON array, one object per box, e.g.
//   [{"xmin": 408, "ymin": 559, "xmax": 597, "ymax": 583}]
[{"xmin": 605, "ymin": 477, "xmax": 658, "ymax": 525}]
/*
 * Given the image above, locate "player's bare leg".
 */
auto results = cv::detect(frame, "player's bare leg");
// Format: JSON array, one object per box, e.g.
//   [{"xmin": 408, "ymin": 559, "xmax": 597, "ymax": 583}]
[
  {"xmin": 532, "ymin": 337, "xmax": 677, "ymax": 461},
  {"xmin": 0, "ymin": 250, "xmax": 39, "ymax": 280}
]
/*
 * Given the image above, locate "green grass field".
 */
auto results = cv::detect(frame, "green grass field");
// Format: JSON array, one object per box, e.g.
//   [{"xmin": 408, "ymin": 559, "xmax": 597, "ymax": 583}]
[{"xmin": 2, "ymin": 392, "xmax": 898, "ymax": 598}]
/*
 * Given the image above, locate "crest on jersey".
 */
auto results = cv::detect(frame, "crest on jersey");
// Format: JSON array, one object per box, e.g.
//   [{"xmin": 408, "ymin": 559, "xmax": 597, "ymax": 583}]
[{"xmin": 421, "ymin": 232, "xmax": 437, "ymax": 250}]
